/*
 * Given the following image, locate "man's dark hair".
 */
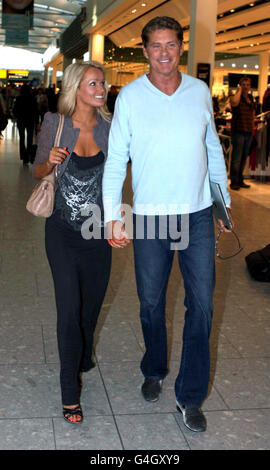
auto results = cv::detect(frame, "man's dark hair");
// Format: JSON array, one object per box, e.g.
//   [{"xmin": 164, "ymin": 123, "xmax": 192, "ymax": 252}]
[
  {"xmin": 239, "ymin": 76, "xmax": 251, "ymax": 85},
  {"xmin": 141, "ymin": 16, "xmax": 183, "ymax": 48}
]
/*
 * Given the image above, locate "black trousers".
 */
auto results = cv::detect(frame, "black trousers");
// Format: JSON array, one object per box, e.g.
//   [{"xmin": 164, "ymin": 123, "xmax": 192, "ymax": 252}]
[
  {"xmin": 45, "ymin": 216, "xmax": 111, "ymax": 405},
  {"xmin": 17, "ymin": 121, "xmax": 34, "ymax": 163}
]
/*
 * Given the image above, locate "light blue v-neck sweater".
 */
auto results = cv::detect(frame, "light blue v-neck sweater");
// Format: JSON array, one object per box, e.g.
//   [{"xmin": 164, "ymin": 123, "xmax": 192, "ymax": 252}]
[{"xmin": 103, "ymin": 73, "xmax": 230, "ymax": 222}]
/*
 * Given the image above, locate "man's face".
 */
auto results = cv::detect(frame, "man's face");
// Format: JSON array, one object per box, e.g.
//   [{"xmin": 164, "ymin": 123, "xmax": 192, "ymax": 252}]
[
  {"xmin": 143, "ymin": 28, "xmax": 184, "ymax": 78},
  {"xmin": 241, "ymin": 80, "xmax": 251, "ymax": 93}
]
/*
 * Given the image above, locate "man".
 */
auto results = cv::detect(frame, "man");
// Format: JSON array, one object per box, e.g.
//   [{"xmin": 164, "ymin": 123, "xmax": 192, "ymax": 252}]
[
  {"xmin": 103, "ymin": 16, "xmax": 232, "ymax": 432},
  {"xmin": 262, "ymin": 85, "xmax": 270, "ymax": 160},
  {"xmin": 0, "ymin": 90, "xmax": 7, "ymax": 139},
  {"xmin": 229, "ymin": 76, "xmax": 255, "ymax": 190},
  {"xmin": 262, "ymin": 84, "xmax": 270, "ymax": 112}
]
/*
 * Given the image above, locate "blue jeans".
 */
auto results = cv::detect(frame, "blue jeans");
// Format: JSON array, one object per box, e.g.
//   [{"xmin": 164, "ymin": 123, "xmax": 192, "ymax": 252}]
[
  {"xmin": 133, "ymin": 206, "xmax": 215, "ymax": 407},
  {"xmin": 230, "ymin": 131, "xmax": 253, "ymax": 185}
]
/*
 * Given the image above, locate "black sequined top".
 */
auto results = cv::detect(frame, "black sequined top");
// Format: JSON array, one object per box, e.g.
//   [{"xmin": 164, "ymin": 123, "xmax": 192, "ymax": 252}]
[{"xmin": 52, "ymin": 151, "xmax": 105, "ymax": 231}]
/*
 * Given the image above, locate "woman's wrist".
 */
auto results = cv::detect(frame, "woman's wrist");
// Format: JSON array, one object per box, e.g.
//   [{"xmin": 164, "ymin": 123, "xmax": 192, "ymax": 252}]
[{"xmin": 46, "ymin": 160, "xmax": 55, "ymax": 168}]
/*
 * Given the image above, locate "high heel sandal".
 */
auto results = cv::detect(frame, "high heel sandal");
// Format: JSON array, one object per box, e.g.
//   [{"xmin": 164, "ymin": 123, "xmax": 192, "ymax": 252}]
[{"xmin": 63, "ymin": 404, "xmax": 83, "ymax": 424}]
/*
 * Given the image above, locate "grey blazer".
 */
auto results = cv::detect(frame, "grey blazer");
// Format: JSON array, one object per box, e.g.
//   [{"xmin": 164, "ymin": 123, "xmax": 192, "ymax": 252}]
[{"xmin": 33, "ymin": 111, "xmax": 111, "ymax": 179}]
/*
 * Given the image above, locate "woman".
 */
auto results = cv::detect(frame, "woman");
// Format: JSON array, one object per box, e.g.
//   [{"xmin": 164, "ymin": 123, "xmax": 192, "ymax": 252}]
[{"xmin": 33, "ymin": 61, "xmax": 112, "ymax": 424}]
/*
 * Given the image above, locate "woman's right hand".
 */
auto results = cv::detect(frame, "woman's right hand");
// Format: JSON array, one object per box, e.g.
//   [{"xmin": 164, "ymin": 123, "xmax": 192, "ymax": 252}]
[{"xmin": 47, "ymin": 146, "xmax": 69, "ymax": 167}]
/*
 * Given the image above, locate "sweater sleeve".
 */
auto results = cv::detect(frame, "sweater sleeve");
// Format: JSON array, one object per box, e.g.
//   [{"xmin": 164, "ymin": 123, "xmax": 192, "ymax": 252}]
[
  {"xmin": 32, "ymin": 112, "xmax": 56, "ymax": 177},
  {"xmin": 205, "ymin": 91, "xmax": 231, "ymax": 207},
  {"xmin": 102, "ymin": 92, "xmax": 131, "ymax": 222}
]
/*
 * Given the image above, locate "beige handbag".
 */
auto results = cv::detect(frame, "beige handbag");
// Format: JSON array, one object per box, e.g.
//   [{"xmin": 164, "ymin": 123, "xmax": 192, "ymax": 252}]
[{"xmin": 26, "ymin": 114, "xmax": 65, "ymax": 217}]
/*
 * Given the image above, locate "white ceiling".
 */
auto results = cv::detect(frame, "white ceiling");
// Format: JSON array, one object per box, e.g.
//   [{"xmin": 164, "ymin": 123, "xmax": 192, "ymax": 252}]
[
  {"xmin": 0, "ymin": 0, "xmax": 269, "ymax": 60},
  {"xmin": 106, "ymin": 0, "xmax": 270, "ymax": 56},
  {"xmin": 0, "ymin": 0, "xmax": 87, "ymax": 53}
]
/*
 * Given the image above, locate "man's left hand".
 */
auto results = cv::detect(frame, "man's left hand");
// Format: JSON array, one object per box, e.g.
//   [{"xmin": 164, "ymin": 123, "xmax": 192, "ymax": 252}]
[{"xmin": 217, "ymin": 208, "xmax": 234, "ymax": 232}]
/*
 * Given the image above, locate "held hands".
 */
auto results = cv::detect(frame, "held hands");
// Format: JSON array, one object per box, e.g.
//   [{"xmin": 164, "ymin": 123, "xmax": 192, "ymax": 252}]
[
  {"xmin": 106, "ymin": 220, "xmax": 130, "ymax": 248},
  {"xmin": 106, "ymin": 211, "xmax": 235, "ymax": 247},
  {"xmin": 47, "ymin": 146, "xmax": 69, "ymax": 167}
]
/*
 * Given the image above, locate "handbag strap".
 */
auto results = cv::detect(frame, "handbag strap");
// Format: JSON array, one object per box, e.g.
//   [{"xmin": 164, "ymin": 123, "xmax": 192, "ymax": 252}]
[
  {"xmin": 54, "ymin": 113, "xmax": 64, "ymax": 147},
  {"xmin": 53, "ymin": 114, "xmax": 65, "ymax": 178}
]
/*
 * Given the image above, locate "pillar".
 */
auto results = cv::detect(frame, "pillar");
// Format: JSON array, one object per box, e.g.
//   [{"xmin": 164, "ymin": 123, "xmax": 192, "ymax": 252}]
[
  {"xmin": 188, "ymin": 0, "xmax": 218, "ymax": 90},
  {"xmin": 258, "ymin": 52, "xmax": 269, "ymax": 103},
  {"xmin": 89, "ymin": 33, "xmax": 104, "ymax": 63},
  {"xmin": 44, "ymin": 67, "xmax": 49, "ymax": 88},
  {"xmin": 51, "ymin": 67, "xmax": 57, "ymax": 87},
  {"xmin": 63, "ymin": 56, "xmax": 72, "ymax": 72}
]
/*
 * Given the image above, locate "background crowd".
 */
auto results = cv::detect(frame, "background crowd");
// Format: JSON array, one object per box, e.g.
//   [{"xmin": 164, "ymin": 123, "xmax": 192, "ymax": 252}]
[{"xmin": 0, "ymin": 78, "xmax": 270, "ymax": 171}]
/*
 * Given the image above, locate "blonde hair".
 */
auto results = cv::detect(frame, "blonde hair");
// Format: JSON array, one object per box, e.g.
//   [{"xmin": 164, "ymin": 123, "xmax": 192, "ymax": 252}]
[{"xmin": 57, "ymin": 61, "xmax": 111, "ymax": 122}]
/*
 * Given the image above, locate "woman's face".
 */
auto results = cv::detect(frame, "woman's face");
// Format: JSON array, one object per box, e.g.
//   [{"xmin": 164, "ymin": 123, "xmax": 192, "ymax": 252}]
[
  {"xmin": 76, "ymin": 67, "xmax": 106, "ymax": 109},
  {"xmin": 5, "ymin": 0, "xmax": 32, "ymax": 10}
]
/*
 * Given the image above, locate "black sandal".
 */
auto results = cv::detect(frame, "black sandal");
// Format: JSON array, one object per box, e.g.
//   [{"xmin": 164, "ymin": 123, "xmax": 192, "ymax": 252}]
[{"xmin": 63, "ymin": 404, "xmax": 83, "ymax": 424}]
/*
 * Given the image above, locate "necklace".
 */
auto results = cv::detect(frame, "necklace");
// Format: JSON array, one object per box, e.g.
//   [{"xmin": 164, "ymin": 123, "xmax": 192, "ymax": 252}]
[
  {"xmin": 72, "ymin": 116, "xmax": 97, "ymax": 129},
  {"xmin": 147, "ymin": 70, "xmax": 182, "ymax": 94}
]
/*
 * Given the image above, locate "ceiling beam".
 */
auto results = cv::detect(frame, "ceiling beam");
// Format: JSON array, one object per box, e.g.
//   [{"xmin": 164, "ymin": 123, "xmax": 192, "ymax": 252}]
[
  {"xmin": 215, "ymin": 33, "xmax": 270, "ymax": 51},
  {"xmin": 229, "ymin": 42, "xmax": 270, "ymax": 54},
  {"xmin": 217, "ymin": 0, "xmax": 258, "ymax": 15},
  {"xmin": 33, "ymin": 12, "xmax": 76, "ymax": 17},
  {"xmin": 216, "ymin": 4, "xmax": 269, "ymax": 32},
  {"xmin": 215, "ymin": 21, "xmax": 270, "ymax": 43}
]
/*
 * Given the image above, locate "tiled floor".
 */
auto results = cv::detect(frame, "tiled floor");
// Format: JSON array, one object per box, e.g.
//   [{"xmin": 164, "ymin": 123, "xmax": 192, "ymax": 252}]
[{"xmin": 0, "ymin": 121, "xmax": 270, "ymax": 450}]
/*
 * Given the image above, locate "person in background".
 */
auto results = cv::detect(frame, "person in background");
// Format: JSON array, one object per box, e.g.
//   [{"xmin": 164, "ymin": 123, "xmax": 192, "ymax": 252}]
[
  {"xmin": 262, "ymin": 84, "xmax": 270, "ymax": 160},
  {"xmin": 212, "ymin": 96, "xmax": 220, "ymax": 115},
  {"xmin": 0, "ymin": 90, "xmax": 7, "ymax": 139},
  {"xmin": 46, "ymin": 84, "xmax": 58, "ymax": 113},
  {"xmin": 262, "ymin": 84, "xmax": 270, "ymax": 113},
  {"xmin": 107, "ymin": 85, "xmax": 118, "ymax": 114},
  {"xmin": 229, "ymin": 76, "xmax": 255, "ymax": 190},
  {"xmin": 13, "ymin": 84, "xmax": 38, "ymax": 165},
  {"xmin": 254, "ymin": 96, "xmax": 261, "ymax": 116},
  {"xmin": 33, "ymin": 61, "xmax": 112, "ymax": 424},
  {"xmin": 36, "ymin": 87, "xmax": 48, "ymax": 130}
]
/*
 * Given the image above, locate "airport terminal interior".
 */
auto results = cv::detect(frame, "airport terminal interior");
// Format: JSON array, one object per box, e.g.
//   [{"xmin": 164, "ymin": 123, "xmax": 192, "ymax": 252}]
[{"xmin": 0, "ymin": 0, "xmax": 270, "ymax": 451}]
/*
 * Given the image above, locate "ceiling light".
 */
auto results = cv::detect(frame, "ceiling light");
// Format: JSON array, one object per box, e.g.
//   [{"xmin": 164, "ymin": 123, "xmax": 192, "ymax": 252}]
[
  {"xmin": 255, "ymin": 65, "xmax": 259, "ymax": 69},
  {"xmin": 250, "ymin": 3, "xmax": 254, "ymax": 6},
  {"xmin": 243, "ymin": 64, "xmax": 247, "ymax": 68},
  {"xmin": 230, "ymin": 9, "xmax": 235, "ymax": 12},
  {"xmin": 131, "ymin": 9, "xmax": 137, "ymax": 13},
  {"xmin": 232, "ymin": 63, "xmax": 236, "ymax": 67},
  {"xmin": 220, "ymin": 63, "xmax": 224, "ymax": 67}
]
